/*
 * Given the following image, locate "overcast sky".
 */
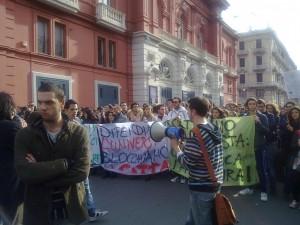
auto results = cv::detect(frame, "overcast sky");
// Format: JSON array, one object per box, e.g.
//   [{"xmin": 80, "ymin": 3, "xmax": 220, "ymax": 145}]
[{"xmin": 222, "ymin": 0, "xmax": 300, "ymax": 70}]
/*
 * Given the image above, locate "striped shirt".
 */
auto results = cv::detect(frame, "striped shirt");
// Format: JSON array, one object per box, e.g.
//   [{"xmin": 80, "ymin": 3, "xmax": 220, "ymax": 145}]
[{"xmin": 177, "ymin": 123, "xmax": 223, "ymax": 189}]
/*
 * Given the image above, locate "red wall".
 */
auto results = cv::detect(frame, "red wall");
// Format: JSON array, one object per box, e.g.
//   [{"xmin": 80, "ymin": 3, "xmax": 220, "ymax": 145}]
[{"xmin": 0, "ymin": 0, "xmax": 132, "ymax": 107}]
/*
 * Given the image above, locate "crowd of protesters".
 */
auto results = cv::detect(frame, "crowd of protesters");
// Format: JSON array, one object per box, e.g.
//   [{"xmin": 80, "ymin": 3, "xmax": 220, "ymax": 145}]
[
  {"xmin": 14, "ymin": 96, "xmax": 300, "ymax": 206},
  {"xmin": 1, "ymin": 88, "xmax": 300, "ymax": 224}
]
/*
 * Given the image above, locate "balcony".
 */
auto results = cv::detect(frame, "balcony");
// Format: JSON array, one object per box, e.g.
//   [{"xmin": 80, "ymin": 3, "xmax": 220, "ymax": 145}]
[
  {"xmin": 238, "ymin": 81, "xmax": 286, "ymax": 91},
  {"xmin": 158, "ymin": 30, "xmax": 218, "ymax": 64},
  {"xmin": 237, "ymin": 49, "xmax": 249, "ymax": 56},
  {"xmin": 253, "ymin": 47, "xmax": 266, "ymax": 54},
  {"xmin": 37, "ymin": 0, "xmax": 79, "ymax": 13},
  {"xmin": 253, "ymin": 64, "xmax": 267, "ymax": 72},
  {"xmin": 96, "ymin": 3, "xmax": 126, "ymax": 32},
  {"xmin": 223, "ymin": 66, "xmax": 238, "ymax": 78}
]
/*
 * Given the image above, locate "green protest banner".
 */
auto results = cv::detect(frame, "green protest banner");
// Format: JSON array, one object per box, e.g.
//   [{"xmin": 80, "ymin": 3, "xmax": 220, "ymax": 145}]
[{"xmin": 166, "ymin": 116, "xmax": 258, "ymax": 186}]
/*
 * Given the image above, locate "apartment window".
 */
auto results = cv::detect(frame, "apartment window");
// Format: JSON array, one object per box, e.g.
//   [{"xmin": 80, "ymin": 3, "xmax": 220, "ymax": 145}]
[
  {"xmin": 240, "ymin": 58, "xmax": 245, "ymax": 67},
  {"xmin": 97, "ymin": 37, "xmax": 106, "ymax": 66},
  {"xmin": 161, "ymin": 87, "xmax": 172, "ymax": 104},
  {"xmin": 55, "ymin": 23, "xmax": 66, "ymax": 57},
  {"xmin": 109, "ymin": 40, "xmax": 116, "ymax": 68},
  {"xmin": 256, "ymin": 55, "xmax": 262, "ymax": 65},
  {"xmin": 256, "ymin": 39, "xmax": 262, "ymax": 48},
  {"xmin": 240, "ymin": 74, "xmax": 245, "ymax": 84},
  {"xmin": 239, "ymin": 41, "xmax": 245, "ymax": 50},
  {"xmin": 149, "ymin": 86, "xmax": 158, "ymax": 104},
  {"xmin": 227, "ymin": 80, "xmax": 233, "ymax": 94},
  {"xmin": 256, "ymin": 73, "xmax": 263, "ymax": 83},
  {"xmin": 256, "ymin": 89, "xmax": 264, "ymax": 98},
  {"xmin": 37, "ymin": 17, "xmax": 50, "ymax": 54}
]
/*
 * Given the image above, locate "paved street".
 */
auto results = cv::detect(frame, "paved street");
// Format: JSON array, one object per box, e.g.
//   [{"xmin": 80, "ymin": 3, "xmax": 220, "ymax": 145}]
[{"xmin": 88, "ymin": 173, "xmax": 300, "ymax": 225}]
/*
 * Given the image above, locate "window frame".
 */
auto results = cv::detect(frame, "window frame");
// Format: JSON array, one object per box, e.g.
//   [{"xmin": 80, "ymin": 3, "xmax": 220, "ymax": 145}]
[
  {"xmin": 239, "ymin": 41, "xmax": 245, "ymax": 50},
  {"xmin": 256, "ymin": 89, "xmax": 265, "ymax": 98},
  {"xmin": 97, "ymin": 37, "xmax": 106, "ymax": 66},
  {"xmin": 256, "ymin": 39, "xmax": 262, "ymax": 48},
  {"xmin": 256, "ymin": 55, "xmax": 262, "ymax": 65},
  {"xmin": 108, "ymin": 40, "xmax": 117, "ymax": 69},
  {"xmin": 36, "ymin": 16, "xmax": 51, "ymax": 55},
  {"xmin": 240, "ymin": 74, "xmax": 245, "ymax": 84},
  {"xmin": 256, "ymin": 73, "xmax": 263, "ymax": 83},
  {"xmin": 239, "ymin": 58, "xmax": 245, "ymax": 67},
  {"xmin": 54, "ymin": 21, "xmax": 67, "ymax": 58}
]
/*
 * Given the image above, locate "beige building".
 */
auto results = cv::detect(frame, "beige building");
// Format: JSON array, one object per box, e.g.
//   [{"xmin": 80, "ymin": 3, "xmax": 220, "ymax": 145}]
[{"xmin": 237, "ymin": 29, "xmax": 297, "ymax": 106}]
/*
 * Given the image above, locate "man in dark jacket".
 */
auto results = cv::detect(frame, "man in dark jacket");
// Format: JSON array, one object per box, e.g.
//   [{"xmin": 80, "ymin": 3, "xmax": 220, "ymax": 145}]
[
  {"xmin": 239, "ymin": 97, "xmax": 270, "ymax": 201},
  {"xmin": 0, "ymin": 92, "xmax": 23, "ymax": 225},
  {"xmin": 14, "ymin": 83, "xmax": 90, "ymax": 225}
]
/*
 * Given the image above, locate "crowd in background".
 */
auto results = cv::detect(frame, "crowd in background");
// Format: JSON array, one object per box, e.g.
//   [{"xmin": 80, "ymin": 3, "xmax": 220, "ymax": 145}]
[
  {"xmin": 0, "ymin": 93, "xmax": 299, "ymax": 225},
  {"xmin": 13, "ymin": 96, "xmax": 300, "ymax": 210}
]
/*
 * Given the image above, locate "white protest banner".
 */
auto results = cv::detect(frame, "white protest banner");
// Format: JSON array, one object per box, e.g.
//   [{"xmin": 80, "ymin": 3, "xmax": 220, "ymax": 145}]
[
  {"xmin": 84, "ymin": 124, "xmax": 101, "ymax": 166},
  {"xmin": 97, "ymin": 122, "xmax": 170, "ymax": 175}
]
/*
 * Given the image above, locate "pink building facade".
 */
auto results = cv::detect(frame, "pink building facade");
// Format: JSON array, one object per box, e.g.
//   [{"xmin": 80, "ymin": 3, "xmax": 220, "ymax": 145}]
[
  {"xmin": 0, "ymin": 0, "xmax": 237, "ymax": 107},
  {"xmin": 130, "ymin": 0, "xmax": 237, "ymax": 105},
  {"xmin": 0, "ymin": 0, "xmax": 132, "ymax": 107}
]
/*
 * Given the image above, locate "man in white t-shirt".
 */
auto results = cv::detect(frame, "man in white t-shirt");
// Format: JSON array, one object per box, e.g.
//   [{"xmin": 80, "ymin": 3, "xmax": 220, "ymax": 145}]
[{"xmin": 167, "ymin": 97, "xmax": 189, "ymax": 121}]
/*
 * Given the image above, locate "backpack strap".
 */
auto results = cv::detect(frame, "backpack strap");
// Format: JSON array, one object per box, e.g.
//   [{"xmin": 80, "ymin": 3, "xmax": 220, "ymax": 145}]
[{"xmin": 192, "ymin": 127, "xmax": 218, "ymax": 185}]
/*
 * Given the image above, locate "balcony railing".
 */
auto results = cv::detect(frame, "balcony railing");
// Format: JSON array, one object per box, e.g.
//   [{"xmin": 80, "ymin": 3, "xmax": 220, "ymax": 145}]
[
  {"xmin": 238, "ymin": 81, "xmax": 286, "ymax": 90},
  {"xmin": 37, "ymin": 0, "xmax": 79, "ymax": 13},
  {"xmin": 253, "ymin": 64, "xmax": 267, "ymax": 71},
  {"xmin": 159, "ymin": 30, "xmax": 218, "ymax": 64},
  {"xmin": 237, "ymin": 49, "xmax": 249, "ymax": 56},
  {"xmin": 96, "ymin": 3, "xmax": 126, "ymax": 32},
  {"xmin": 253, "ymin": 47, "xmax": 266, "ymax": 54}
]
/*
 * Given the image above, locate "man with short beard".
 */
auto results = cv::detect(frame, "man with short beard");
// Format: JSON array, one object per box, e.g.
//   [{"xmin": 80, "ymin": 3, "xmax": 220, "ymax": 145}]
[{"xmin": 15, "ymin": 83, "xmax": 90, "ymax": 225}]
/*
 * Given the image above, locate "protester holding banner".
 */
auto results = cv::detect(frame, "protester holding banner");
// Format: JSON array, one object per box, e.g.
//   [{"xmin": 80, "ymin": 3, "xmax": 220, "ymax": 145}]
[
  {"xmin": 257, "ymin": 99, "xmax": 278, "ymax": 194},
  {"xmin": 170, "ymin": 97, "xmax": 223, "ymax": 225},
  {"xmin": 113, "ymin": 104, "xmax": 128, "ymax": 123},
  {"xmin": 239, "ymin": 97, "xmax": 270, "ymax": 201},
  {"xmin": 128, "ymin": 102, "xmax": 143, "ymax": 122},
  {"xmin": 210, "ymin": 107, "xmax": 225, "ymax": 123},
  {"xmin": 141, "ymin": 104, "xmax": 156, "ymax": 122}
]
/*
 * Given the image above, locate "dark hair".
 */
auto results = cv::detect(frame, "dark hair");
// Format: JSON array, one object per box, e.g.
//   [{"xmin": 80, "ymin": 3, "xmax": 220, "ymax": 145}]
[
  {"xmin": 288, "ymin": 106, "xmax": 300, "ymax": 124},
  {"xmin": 188, "ymin": 97, "xmax": 210, "ymax": 117},
  {"xmin": 0, "ymin": 92, "xmax": 16, "ymax": 120},
  {"xmin": 257, "ymin": 99, "xmax": 266, "ymax": 105},
  {"xmin": 38, "ymin": 82, "xmax": 64, "ymax": 102},
  {"xmin": 131, "ymin": 102, "xmax": 139, "ymax": 108},
  {"xmin": 212, "ymin": 107, "xmax": 224, "ymax": 119},
  {"xmin": 173, "ymin": 97, "xmax": 181, "ymax": 103},
  {"xmin": 285, "ymin": 101, "xmax": 296, "ymax": 107},
  {"xmin": 64, "ymin": 99, "xmax": 78, "ymax": 109},
  {"xmin": 244, "ymin": 97, "xmax": 257, "ymax": 107}
]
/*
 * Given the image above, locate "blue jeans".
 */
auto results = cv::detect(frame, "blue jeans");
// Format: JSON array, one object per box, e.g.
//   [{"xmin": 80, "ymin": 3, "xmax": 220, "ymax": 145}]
[
  {"xmin": 83, "ymin": 177, "xmax": 96, "ymax": 215},
  {"xmin": 185, "ymin": 191, "xmax": 216, "ymax": 225},
  {"xmin": 255, "ymin": 146, "xmax": 271, "ymax": 193}
]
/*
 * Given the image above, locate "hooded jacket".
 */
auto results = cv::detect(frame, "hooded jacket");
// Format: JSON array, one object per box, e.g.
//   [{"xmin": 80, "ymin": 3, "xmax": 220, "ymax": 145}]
[
  {"xmin": 177, "ymin": 122, "xmax": 223, "ymax": 192},
  {"xmin": 14, "ymin": 114, "xmax": 90, "ymax": 225}
]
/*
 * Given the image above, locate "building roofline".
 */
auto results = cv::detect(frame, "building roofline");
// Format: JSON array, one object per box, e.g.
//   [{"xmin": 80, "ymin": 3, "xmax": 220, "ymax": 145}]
[
  {"xmin": 238, "ymin": 28, "xmax": 297, "ymax": 69},
  {"xmin": 220, "ymin": 20, "xmax": 239, "ymax": 39}
]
